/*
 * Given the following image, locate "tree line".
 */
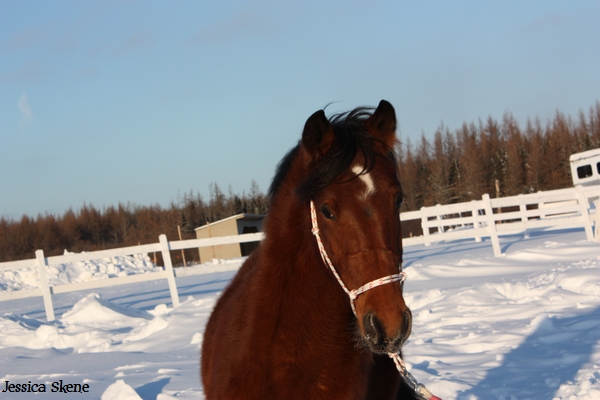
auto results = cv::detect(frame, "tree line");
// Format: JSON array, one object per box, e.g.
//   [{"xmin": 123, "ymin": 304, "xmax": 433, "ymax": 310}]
[
  {"xmin": 0, "ymin": 181, "xmax": 268, "ymax": 263},
  {"xmin": 397, "ymin": 102, "xmax": 600, "ymax": 212},
  {"xmin": 1, "ymin": 102, "xmax": 598, "ymax": 263}
]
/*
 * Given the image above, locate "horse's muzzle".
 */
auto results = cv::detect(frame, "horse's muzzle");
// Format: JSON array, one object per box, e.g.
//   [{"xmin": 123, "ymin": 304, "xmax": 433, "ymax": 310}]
[{"xmin": 363, "ymin": 309, "xmax": 412, "ymax": 354}]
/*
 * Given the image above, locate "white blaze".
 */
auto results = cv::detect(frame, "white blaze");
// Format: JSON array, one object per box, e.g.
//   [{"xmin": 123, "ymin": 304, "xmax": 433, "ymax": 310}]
[{"xmin": 352, "ymin": 165, "xmax": 375, "ymax": 198}]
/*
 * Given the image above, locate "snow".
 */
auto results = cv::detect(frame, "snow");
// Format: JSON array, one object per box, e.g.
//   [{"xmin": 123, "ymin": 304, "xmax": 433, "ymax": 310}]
[
  {"xmin": 0, "ymin": 229, "xmax": 599, "ymax": 399},
  {"xmin": 0, "ymin": 252, "xmax": 156, "ymax": 292}
]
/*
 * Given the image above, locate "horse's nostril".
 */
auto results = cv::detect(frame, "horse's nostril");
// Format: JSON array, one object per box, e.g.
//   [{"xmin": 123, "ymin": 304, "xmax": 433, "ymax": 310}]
[
  {"xmin": 363, "ymin": 313, "xmax": 384, "ymax": 346},
  {"xmin": 363, "ymin": 311, "xmax": 412, "ymax": 352},
  {"xmin": 402, "ymin": 309, "xmax": 412, "ymax": 340}
]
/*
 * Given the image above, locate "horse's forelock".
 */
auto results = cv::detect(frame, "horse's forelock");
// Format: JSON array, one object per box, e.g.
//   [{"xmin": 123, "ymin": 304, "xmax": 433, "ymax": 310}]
[{"xmin": 269, "ymin": 107, "xmax": 391, "ymax": 204}]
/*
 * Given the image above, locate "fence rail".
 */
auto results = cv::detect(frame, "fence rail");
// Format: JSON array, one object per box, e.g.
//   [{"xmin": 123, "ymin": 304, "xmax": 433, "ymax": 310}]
[
  {"xmin": 0, "ymin": 233, "xmax": 264, "ymax": 321},
  {"xmin": 401, "ymin": 185, "xmax": 600, "ymax": 253},
  {"xmin": 1, "ymin": 186, "xmax": 598, "ymax": 322}
]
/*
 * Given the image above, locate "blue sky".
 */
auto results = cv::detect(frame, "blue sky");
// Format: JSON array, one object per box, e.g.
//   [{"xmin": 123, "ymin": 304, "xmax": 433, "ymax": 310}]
[{"xmin": 1, "ymin": 0, "xmax": 599, "ymax": 219}]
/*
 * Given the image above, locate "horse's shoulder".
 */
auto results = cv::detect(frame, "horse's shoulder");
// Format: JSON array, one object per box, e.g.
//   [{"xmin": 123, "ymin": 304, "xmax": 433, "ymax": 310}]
[
  {"xmin": 229, "ymin": 251, "xmax": 261, "ymax": 289},
  {"xmin": 212, "ymin": 251, "xmax": 263, "ymax": 312}
]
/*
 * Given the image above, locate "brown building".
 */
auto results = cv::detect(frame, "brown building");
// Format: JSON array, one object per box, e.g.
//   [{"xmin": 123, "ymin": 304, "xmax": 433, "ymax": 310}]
[{"xmin": 195, "ymin": 214, "xmax": 265, "ymax": 264}]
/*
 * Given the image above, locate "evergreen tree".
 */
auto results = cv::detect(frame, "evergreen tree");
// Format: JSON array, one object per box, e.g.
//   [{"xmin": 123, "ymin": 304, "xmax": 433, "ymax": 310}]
[{"xmin": 2, "ymin": 103, "xmax": 599, "ymax": 262}]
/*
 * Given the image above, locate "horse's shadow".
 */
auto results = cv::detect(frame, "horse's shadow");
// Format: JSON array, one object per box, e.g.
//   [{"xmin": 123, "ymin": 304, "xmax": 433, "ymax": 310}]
[{"xmin": 458, "ymin": 306, "xmax": 600, "ymax": 399}]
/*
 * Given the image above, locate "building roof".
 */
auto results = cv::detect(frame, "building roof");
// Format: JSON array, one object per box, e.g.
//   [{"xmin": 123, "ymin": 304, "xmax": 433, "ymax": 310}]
[
  {"xmin": 570, "ymin": 148, "xmax": 600, "ymax": 162},
  {"xmin": 194, "ymin": 213, "xmax": 265, "ymax": 231}
]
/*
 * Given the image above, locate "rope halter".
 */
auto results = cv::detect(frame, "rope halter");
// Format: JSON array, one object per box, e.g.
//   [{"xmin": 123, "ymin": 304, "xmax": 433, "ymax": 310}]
[
  {"xmin": 309, "ymin": 200, "xmax": 441, "ymax": 400},
  {"xmin": 309, "ymin": 200, "xmax": 406, "ymax": 316}
]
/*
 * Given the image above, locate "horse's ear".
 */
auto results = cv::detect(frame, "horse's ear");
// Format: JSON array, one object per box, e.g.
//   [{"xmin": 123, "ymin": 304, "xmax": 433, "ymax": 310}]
[
  {"xmin": 301, "ymin": 109, "xmax": 334, "ymax": 160},
  {"xmin": 365, "ymin": 100, "xmax": 397, "ymax": 145}
]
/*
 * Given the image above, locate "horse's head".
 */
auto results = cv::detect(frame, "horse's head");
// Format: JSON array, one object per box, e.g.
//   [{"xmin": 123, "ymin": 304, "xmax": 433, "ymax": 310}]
[{"xmin": 294, "ymin": 100, "xmax": 412, "ymax": 354}]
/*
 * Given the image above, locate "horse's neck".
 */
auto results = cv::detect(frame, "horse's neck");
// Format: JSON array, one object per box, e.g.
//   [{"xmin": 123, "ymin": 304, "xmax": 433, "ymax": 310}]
[{"xmin": 247, "ymin": 197, "xmax": 370, "ymax": 385}]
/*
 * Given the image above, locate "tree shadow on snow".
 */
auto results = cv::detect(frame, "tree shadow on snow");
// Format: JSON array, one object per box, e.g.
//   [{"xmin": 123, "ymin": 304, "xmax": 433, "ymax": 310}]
[{"xmin": 459, "ymin": 306, "xmax": 600, "ymax": 400}]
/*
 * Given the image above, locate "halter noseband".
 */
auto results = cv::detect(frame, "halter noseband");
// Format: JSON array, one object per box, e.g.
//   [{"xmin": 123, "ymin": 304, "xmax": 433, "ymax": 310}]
[{"xmin": 309, "ymin": 200, "xmax": 441, "ymax": 400}]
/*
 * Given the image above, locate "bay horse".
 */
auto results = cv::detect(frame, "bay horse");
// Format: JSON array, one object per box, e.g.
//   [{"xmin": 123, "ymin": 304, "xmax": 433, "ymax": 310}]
[{"xmin": 201, "ymin": 100, "xmax": 421, "ymax": 400}]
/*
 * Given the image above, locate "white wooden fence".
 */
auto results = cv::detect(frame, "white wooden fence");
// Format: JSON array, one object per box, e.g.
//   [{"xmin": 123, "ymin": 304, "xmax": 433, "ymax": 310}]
[
  {"xmin": 0, "ymin": 233, "xmax": 264, "ymax": 321},
  {"xmin": 400, "ymin": 185, "xmax": 600, "ymax": 255},
  {"xmin": 1, "ymin": 185, "xmax": 598, "ymax": 322}
]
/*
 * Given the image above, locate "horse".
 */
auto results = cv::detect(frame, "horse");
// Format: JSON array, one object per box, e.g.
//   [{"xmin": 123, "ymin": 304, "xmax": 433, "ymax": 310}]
[{"xmin": 201, "ymin": 100, "xmax": 421, "ymax": 400}]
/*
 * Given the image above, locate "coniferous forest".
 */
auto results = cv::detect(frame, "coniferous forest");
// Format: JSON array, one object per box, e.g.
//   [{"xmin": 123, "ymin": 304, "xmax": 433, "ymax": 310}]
[
  {"xmin": 1, "ymin": 102, "xmax": 599, "ymax": 263},
  {"xmin": 397, "ymin": 103, "xmax": 600, "ymax": 211},
  {"xmin": 0, "ymin": 182, "xmax": 269, "ymax": 264}
]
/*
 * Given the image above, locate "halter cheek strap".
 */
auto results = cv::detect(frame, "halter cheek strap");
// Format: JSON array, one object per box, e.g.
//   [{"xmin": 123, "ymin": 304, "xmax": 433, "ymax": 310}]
[
  {"xmin": 309, "ymin": 200, "xmax": 442, "ymax": 400},
  {"xmin": 309, "ymin": 200, "xmax": 406, "ymax": 315}
]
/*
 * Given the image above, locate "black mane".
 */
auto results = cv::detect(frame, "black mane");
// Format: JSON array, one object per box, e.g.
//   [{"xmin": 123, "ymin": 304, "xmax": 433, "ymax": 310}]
[{"xmin": 268, "ymin": 107, "xmax": 383, "ymax": 203}]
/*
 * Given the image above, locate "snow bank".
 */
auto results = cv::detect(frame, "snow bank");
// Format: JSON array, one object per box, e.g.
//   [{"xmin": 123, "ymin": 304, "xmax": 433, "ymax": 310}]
[
  {"xmin": 0, "ymin": 230, "xmax": 598, "ymax": 399},
  {"xmin": 0, "ymin": 252, "xmax": 156, "ymax": 292},
  {"xmin": 101, "ymin": 379, "xmax": 142, "ymax": 400},
  {"xmin": 0, "ymin": 292, "xmax": 169, "ymax": 354},
  {"xmin": 0, "ymin": 251, "xmax": 246, "ymax": 293},
  {"xmin": 401, "ymin": 235, "xmax": 600, "ymax": 399}
]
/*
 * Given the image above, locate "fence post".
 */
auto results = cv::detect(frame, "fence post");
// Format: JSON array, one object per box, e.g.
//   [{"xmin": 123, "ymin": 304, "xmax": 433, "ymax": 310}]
[
  {"xmin": 574, "ymin": 185, "xmax": 594, "ymax": 241},
  {"xmin": 538, "ymin": 190, "xmax": 545, "ymax": 219},
  {"xmin": 518, "ymin": 196, "xmax": 530, "ymax": 239},
  {"xmin": 594, "ymin": 199, "xmax": 600, "ymax": 243},
  {"xmin": 519, "ymin": 197, "xmax": 527, "ymax": 223},
  {"xmin": 482, "ymin": 194, "xmax": 501, "ymax": 257},
  {"xmin": 421, "ymin": 207, "xmax": 430, "ymax": 246},
  {"xmin": 472, "ymin": 200, "xmax": 482, "ymax": 243},
  {"xmin": 35, "ymin": 250, "xmax": 55, "ymax": 321},
  {"xmin": 159, "ymin": 234, "xmax": 180, "ymax": 308},
  {"xmin": 435, "ymin": 204, "xmax": 445, "ymax": 233}
]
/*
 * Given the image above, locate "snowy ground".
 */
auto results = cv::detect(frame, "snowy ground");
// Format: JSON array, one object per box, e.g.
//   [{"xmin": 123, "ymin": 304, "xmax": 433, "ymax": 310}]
[{"xmin": 0, "ymin": 228, "xmax": 599, "ymax": 399}]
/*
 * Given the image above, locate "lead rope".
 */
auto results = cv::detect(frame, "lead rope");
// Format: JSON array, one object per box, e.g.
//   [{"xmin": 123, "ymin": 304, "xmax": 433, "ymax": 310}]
[
  {"xmin": 389, "ymin": 353, "xmax": 442, "ymax": 400},
  {"xmin": 310, "ymin": 200, "xmax": 441, "ymax": 400}
]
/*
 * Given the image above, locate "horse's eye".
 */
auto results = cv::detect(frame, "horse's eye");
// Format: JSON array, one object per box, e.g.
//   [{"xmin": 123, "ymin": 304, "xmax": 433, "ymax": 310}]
[
  {"xmin": 395, "ymin": 195, "xmax": 403, "ymax": 209},
  {"xmin": 320, "ymin": 205, "xmax": 335, "ymax": 220}
]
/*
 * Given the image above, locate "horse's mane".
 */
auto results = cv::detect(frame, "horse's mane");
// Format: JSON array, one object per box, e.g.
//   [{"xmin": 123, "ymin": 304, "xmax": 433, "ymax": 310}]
[{"xmin": 268, "ymin": 107, "xmax": 384, "ymax": 203}]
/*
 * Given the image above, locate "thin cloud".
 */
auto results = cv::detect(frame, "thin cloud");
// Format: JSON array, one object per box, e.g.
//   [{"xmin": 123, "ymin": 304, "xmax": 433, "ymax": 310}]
[
  {"xmin": 190, "ymin": 9, "xmax": 272, "ymax": 44},
  {"xmin": 519, "ymin": 13, "xmax": 568, "ymax": 35},
  {"xmin": 0, "ymin": 61, "xmax": 44, "ymax": 84},
  {"xmin": 3, "ymin": 25, "xmax": 48, "ymax": 51},
  {"xmin": 18, "ymin": 93, "xmax": 33, "ymax": 131},
  {"xmin": 114, "ymin": 33, "xmax": 155, "ymax": 56}
]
